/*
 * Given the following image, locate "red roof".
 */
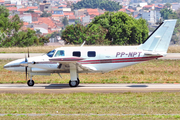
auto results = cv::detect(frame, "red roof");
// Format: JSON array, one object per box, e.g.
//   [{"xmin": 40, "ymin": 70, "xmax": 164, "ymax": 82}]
[
  {"xmin": 127, "ymin": 9, "xmax": 134, "ymax": 12},
  {"xmin": 0, "ymin": 0, "xmax": 4, "ymax": 2},
  {"xmin": 7, "ymin": 7, "xmax": 17, "ymax": 11},
  {"xmin": 119, "ymin": 9, "xmax": 126, "ymax": 12},
  {"xmin": 26, "ymin": 6, "xmax": 38, "ymax": 10},
  {"xmin": 143, "ymin": 4, "xmax": 155, "ymax": 8},
  {"xmin": 18, "ymin": 8, "xmax": 29, "ymax": 12},
  {"xmin": 37, "ymin": 17, "xmax": 56, "ymax": 28},
  {"xmin": 86, "ymin": 8, "xmax": 98, "ymax": 13},
  {"xmin": 68, "ymin": 15, "xmax": 76, "ymax": 19},
  {"xmin": 64, "ymin": 12, "xmax": 74, "ymax": 16},
  {"xmin": 34, "ymin": 10, "xmax": 41, "ymax": 14},
  {"xmin": 86, "ymin": 8, "xmax": 99, "ymax": 16},
  {"xmin": 5, "ymin": 4, "xmax": 16, "ymax": 6},
  {"xmin": 23, "ymin": 22, "xmax": 29, "ymax": 26},
  {"xmin": 52, "ymin": 14, "xmax": 64, "ymax": 17}
]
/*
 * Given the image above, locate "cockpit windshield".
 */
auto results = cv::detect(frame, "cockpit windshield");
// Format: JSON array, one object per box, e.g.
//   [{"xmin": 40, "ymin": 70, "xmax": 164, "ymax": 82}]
[
  {"xmin": 47, "ymin": 49, "xmax": 55, "ymax": 57},
  {"xmin": 54, "ymin": 50, "xmax": 65, "ymax": 57}
]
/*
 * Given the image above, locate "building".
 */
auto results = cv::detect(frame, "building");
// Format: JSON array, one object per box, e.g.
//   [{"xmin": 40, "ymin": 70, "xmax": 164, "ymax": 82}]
[
  {"xmin": 172, "ymin": 3, "xmax": 180, "ymax": 11},
  {"xmin": 142, "ymin": 10, "xmax": 161, "ymax": 24},
  {"xmin": 19, "ymin": 13, "xmax": 32, "ymax": 23}
]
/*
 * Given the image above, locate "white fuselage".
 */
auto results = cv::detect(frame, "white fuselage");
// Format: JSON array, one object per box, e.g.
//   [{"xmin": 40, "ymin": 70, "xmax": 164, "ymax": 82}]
[{"xmin": 4, "ymin": 46, "xmax": 163, "ymax": 74}]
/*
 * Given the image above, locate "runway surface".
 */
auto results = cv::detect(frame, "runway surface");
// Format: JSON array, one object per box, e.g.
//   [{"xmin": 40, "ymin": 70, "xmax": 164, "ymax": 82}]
[
  {"xmin": 0, "ymin": 53, "xmax": 180, "ymax": 59},
  {"xmin": 0, "ymin": 84, "xmax": 180, "ymax": 93}
]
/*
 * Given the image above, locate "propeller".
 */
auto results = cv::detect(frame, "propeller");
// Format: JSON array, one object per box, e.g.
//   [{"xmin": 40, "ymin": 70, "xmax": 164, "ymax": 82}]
[{"xmin": 25, "ymin": 49, "xmax": 30, "ymax": 81}]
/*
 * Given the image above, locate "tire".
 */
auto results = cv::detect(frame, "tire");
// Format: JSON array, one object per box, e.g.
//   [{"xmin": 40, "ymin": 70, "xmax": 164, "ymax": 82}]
[
  {"xmin": 69, "ymin": 80, "xmax": 78, "ymax": 87},
  {"xmin": 27, "ymin": 80, "xmax": 34, "ymax": 87},
  {"xmin": 77, "ymin": 78, "xmax": 80, "ymax": 85}
]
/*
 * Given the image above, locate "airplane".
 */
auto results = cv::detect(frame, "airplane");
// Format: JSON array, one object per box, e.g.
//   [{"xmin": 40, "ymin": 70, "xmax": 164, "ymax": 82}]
[{"xmin": 3, "ymin": 19, "xmax": 177, "ymax": 87}]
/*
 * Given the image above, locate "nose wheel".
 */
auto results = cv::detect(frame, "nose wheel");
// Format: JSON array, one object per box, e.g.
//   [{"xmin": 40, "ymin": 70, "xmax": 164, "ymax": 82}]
[{"xmin": 27, "ymin": 80, "xmax": 34, "ymax": 86}]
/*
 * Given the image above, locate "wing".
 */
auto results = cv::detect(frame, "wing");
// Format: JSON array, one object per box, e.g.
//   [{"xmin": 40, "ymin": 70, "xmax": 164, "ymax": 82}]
[{"xmin": 49, "ymin": 56, "xmax": 97, "ymax": 72}]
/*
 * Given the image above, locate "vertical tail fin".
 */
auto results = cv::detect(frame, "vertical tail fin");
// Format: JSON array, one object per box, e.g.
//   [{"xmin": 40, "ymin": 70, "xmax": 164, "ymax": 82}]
[{"xmin": 139, "ymin": 19, "xmax": 177, "ymax": 53}]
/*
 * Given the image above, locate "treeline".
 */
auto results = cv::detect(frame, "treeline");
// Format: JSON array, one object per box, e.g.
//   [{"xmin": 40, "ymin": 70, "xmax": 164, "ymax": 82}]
[
  {"xmin": 72, "ymin": 0, "xmax": 122, "ymax": 11},
  {"xmin": 62, "ymin": 11, "xmax": 149, "ymax": 45},
  {"xmin": 0, "ymin": 6, "xmax": 49, "ymax": 47}
]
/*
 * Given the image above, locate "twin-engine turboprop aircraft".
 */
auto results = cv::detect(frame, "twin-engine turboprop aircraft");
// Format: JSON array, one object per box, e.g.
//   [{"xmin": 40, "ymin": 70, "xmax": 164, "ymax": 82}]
[{"xmin": 4, "ymin": 19, "xmax": 177, "ymax": 87}]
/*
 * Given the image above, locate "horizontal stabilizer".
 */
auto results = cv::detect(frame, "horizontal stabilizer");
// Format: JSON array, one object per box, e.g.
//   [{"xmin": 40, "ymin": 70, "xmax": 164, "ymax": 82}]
[{"xmin": 144, "ymin": 51, "xmax": 164, "ymax": 56}]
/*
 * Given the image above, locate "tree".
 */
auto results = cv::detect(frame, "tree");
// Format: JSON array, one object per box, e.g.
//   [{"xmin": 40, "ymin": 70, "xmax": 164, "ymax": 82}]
[
  {"xmin": 48, "ymin": 31, "xmax": 62, "ymax": 38},
  {"xmin": 73, "ymin": 0, "xmax": 122, "ymax": 11},
  {"xmin": 0, "ymin": 6, "xmax": 49, "ymax": 47},
  {"xmin": 85, "ymin": 24, "xmax": 108, "ymax": 44},
  {"xmin": 36, "ymin": 29, "xmax": 42, "ymax": 34},
  {"xmin": 62, "ymin": 24, "xmax": 86, "ymax": 44},
  {"xmin": 62, "ymin": 24, "xmax": 108, "ymax": 45},
  {"xmin": 88, "ymin": 11, "xmax": 149, "ymax": 45},
  {"xmin": 163, "ymin": 3, "xmax": 172, "ymax": 9},
  {"xmin": 62, "ymin": 16, "xmax": 69, "ymax": 27},
  {"xmin": 160, "ymin": 8, "xmax": 177, "ymax": 20}
]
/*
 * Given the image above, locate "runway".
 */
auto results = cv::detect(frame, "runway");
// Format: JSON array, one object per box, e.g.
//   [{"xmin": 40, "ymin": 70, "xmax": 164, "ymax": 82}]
[
  {"xmin": 0, "ymin": 84, "xmax": 180, "ymax": 93},
  {"xmin": 0, "ymin": 53, "xmax": 180, "ymax": 59}
]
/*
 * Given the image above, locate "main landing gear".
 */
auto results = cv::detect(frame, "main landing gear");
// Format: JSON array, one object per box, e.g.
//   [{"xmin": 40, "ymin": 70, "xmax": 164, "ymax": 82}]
[
  {"xmin": 69, "ymin": 78, "xmax": 80, "ymax": 87},
  {"xmin": 69, "ymin": 63, "xmax": 80, "ymax": 87}
]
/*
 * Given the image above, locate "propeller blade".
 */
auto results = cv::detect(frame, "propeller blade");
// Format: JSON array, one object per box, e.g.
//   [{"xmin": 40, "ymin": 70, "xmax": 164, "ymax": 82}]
[
  {"xmin": 25, "ymin": 54, "xmax": 27, "ymax": 62},
  {"xmin": 28, "ymin": 48, "xmax": 30, "ymax": 58},
  {"xmin": 25, "ymin": 66, "xmax": 27, "ymax": 81}
]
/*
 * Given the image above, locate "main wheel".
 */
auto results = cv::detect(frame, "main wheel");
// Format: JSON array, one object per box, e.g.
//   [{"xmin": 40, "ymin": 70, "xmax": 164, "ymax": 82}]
[
  {"xmin": 77, "ymin": 78, "xmax": 80, "ymax": 85},
  {"xmin": 27, "ymin": 80, "xmax": 34, "ymax": 87},
  {"xmin": 69, "ymin": 80, "xmax": 78, "ymax": 87}
]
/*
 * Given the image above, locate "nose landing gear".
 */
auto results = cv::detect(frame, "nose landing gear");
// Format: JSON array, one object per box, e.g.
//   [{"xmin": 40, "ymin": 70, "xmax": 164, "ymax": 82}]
[{"xmin": 27, "ymin": 80, "xmax": 34, "ymax": 86}]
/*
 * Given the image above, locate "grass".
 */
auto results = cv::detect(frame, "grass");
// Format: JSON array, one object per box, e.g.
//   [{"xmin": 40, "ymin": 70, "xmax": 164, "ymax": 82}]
[
  {"xmin": 0, "ymin": 59, "xmax": 180, "ymax": 84},
  {"xmin": 0, "ymin": 45, "xmax": 179, "ymax": 53},
  {"xmin": 1, "ymin": 115, "xmax": 180, "ymax": 120},
  {"xmin": 0, "ymin": 92, "xmax": 180, "ymax": 117}
]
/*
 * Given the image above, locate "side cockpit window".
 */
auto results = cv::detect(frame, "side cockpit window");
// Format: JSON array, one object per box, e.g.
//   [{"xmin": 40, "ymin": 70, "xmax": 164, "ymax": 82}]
[
  {"xmin": 55, "ymin": 50, "xmax": 65, "ymax": 57},
  {"xmin": 47, "ymin": 49, "xmax": 55, "ymax": 57},
  {"xmin": 73, "ymin": 51, "xmax": 81, "ymax": 57},
  {"xmin": 88, "ymin": 51, "xmax": 96, "ymax": 57}
]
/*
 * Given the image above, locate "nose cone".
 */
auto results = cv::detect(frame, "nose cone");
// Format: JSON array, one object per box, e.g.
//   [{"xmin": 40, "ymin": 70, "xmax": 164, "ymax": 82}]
[{"xmin": 4, "ymin": 59, "xmax": 24, "ymax": 71}]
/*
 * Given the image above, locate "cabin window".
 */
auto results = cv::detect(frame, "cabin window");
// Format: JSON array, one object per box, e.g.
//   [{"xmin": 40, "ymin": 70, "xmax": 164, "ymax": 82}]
[
  {"xmin": 73, "ymin": 51, "xmax": 81, "ymax": 57},
  {"xmin": 88, "ymin": 51, "xmax": 96, "ymax": 57},
  {"xmin": 55, "ymin": 50, "xmax": 65, "ymax": 57},
  {"xmin": 47, "ymin": 49, "xmax": 55, "ymax": 57}
]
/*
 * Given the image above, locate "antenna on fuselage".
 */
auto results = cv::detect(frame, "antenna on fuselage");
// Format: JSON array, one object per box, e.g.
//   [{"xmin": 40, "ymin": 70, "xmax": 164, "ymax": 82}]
[{"xmin": 81, "ymin": 41, "xmax": 86, "ymax": 47}]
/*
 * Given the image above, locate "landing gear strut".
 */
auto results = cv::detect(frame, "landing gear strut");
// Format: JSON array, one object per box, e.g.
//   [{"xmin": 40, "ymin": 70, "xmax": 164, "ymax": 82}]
[
  {"xmin": 27, "ymin": 74, "xmax": 34, "ymax": 86},
  {"xmin": 69, "ymin": 63, "xmax": 80, "ymax": 87}
]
